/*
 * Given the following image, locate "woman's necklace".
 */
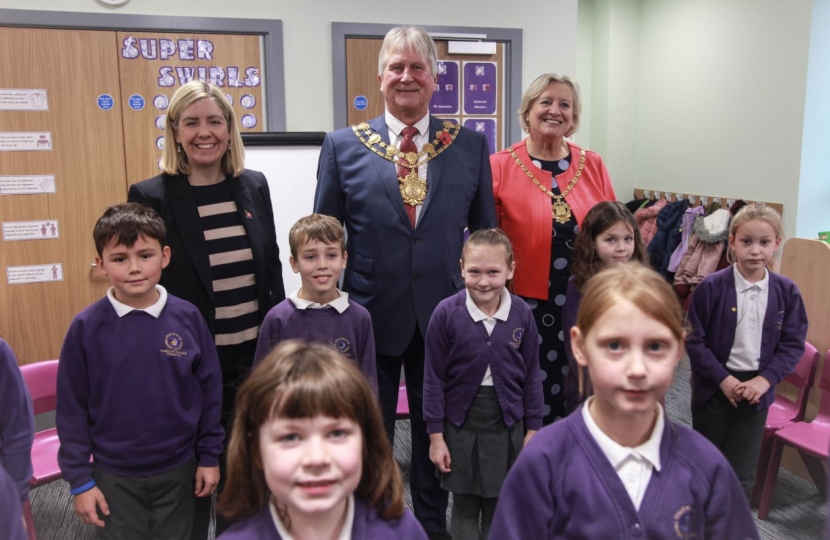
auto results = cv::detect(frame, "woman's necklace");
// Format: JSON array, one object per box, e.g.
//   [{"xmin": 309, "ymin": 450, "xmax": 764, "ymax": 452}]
[{"xmin": 508, "ymin": 145, "xmax": 585, "ymax": 224}]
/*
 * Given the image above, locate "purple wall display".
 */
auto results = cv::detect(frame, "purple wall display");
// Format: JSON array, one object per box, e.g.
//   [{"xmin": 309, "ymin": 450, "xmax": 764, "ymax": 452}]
[
  {"xmin": 463, "ymin": 62, "xmax": 497, "ymax": 115},
  {"xmin": 463, "ymin": 118, "xmax": 497, "ymax": 155},
  {"xmin": 429, "ymin": 60, "xmax": 459, "ymax": 115}
]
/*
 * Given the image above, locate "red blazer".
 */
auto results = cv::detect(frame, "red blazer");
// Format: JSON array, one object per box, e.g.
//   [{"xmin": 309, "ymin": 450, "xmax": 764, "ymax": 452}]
[{"xmin": 491, "ymin": 140, "xmax": 616, "ymax": 300}]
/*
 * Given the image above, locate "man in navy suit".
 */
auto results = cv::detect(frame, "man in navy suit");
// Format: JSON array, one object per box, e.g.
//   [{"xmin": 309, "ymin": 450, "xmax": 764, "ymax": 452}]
[{"xmin": 314, "ymin": 26, "xmax": 496, "ymax": 539}]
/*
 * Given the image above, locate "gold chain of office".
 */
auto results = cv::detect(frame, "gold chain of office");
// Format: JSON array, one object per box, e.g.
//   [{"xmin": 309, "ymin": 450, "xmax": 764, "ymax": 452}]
[
  {"xmin": 352, "ymin": 121, "xmax": 461, "ymax": 206},
  {"xmin": 508, "ymin": 146, "xmax": 586, "ymax": 224}
]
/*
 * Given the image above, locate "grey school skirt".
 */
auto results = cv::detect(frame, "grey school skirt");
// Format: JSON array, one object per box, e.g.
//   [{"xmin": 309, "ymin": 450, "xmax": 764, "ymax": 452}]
[{"xmin": 440, "ymin": 386, "xmax": 524, "ymax": 498}]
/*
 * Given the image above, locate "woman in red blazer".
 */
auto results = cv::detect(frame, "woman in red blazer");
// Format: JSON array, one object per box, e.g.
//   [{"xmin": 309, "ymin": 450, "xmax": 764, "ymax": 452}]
[{"xmin": 490, "ymin": 73, "xmax": 616, "ymax": 424}]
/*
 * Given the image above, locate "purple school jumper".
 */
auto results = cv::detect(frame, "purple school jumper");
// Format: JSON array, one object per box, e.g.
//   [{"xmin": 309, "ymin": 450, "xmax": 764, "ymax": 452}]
[
  {"xmin": 56, "ymin": 295, "xmax": 224, "ymax": 492},
  {"xmin": 423, "ymin": 289, "xmax": 543, "ymax": 433},
  {"xmin": 218, "ymin": 497, "xmax": 428, "ymax": 539},
  {"xmin": 253, "ymin": 298, "xmax": 377, "ymax": 393},
  {"xmin": 490, "ymin": 406, "xmax": 759, "ymax": 539},
  {"xmin": 686, "ymin": 266, "xmax": 808, "ymax": 409},
  {"xmin": 0, "ymin": 339, "xmax": 34, "ymax": 501},
  {"xmin": 0, "ymin": 465, "xmax": 26, "ymax": 540}
]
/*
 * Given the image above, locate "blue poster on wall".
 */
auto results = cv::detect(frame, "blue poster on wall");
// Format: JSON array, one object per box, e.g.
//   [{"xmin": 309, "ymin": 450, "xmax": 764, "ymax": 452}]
[
  {"xmin": 430, "ymin": 61, "xmax": 459, "ymax": 115},
  {"xmin": 463, "ymin": 118, "xmax": 497, "ymax": 155},
  {"xmin": 463, "ymin": 62, "xmax": 497, "ymax": 115}
]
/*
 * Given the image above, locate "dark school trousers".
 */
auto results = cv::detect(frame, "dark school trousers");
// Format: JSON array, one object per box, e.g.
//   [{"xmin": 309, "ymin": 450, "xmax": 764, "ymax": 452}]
[
  {"xmin": 94, "ymin": 458, "xmax": 197, "ymax": 540},
  {"xmin": 692, "ymin": 369, "xmax": 769, "ymax": 499},
  {"xmin": 377, "ymin": 327, "xmax": 449, "ymax": 536}
]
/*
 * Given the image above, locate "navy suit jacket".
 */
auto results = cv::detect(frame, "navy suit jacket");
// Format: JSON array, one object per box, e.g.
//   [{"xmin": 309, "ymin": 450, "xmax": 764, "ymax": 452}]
[
  {"xmin": 314, "ymin": 115, "xmax": 496, "ymax": 356},
  {"xmin": 128, "ymin": 169, "xmax": 286, "ymax": 336}
]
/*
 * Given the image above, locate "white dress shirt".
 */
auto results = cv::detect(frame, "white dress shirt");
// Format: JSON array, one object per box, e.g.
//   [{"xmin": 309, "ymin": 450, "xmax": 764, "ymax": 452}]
[
  {"xmin": 727, "ymin": 268, "xmax": 769, "ymax": 372},
  {"xmin": 465, "ymin": 288, "xmax": 512, "ymax": 386},
  {"xmin": 106, "ymin": 285, "xmax": 167, "ymax": 318}
]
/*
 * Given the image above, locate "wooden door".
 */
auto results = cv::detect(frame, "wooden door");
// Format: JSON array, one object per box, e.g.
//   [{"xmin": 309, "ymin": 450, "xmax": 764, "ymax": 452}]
[
  {"xmin": 346, "ymin": 38, "xmax": 505, "ymax": 153},
  {"xmin": 0, "ymin": 28, "xmax": 127, "ymax": 364}
]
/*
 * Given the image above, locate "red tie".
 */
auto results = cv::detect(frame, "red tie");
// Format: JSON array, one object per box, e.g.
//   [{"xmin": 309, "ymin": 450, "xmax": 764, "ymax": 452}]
[{"xmin": 397, "ymin": 126, "xmax": 419, "ymax": 228}]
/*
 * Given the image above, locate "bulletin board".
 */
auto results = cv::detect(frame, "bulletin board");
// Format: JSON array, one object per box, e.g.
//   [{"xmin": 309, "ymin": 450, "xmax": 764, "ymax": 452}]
[{"xmin": 0, "ymin": 9, "xmax": 285, "ymax": 365}]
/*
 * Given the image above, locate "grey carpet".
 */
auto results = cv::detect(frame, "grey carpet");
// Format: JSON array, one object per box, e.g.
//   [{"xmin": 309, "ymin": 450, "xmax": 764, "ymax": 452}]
[{"xmin": 28, "ymin": 362, "xmax": 826, "ymax": 539}]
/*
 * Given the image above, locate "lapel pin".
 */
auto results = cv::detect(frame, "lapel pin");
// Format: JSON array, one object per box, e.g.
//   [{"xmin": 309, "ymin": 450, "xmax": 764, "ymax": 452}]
[
  {"xmin": 732, "ymin": 307, "xmax": 737, "ymax": 312},
  {"xmin": 245, "ymin": 210, "xmax": 253, "ymax": 220}
]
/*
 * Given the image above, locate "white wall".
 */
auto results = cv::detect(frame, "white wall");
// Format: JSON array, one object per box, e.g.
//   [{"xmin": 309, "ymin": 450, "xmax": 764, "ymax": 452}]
[
  {"xmin": 797, "ymin": 0, "xmax": 830, "ymax": 238},
  {"xmin": 633, "ymin": 0, "xmax": 812, "ymax": 237},
  {"xmin": 0, "ymin": 0, "xmax": 580, "ymax": 133}
]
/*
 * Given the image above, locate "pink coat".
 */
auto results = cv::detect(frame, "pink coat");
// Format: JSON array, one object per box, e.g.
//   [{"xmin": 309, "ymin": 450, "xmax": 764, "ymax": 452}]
[{"xmin": 634, "ymin": 199, "xmax": 668, "ymax": 246}]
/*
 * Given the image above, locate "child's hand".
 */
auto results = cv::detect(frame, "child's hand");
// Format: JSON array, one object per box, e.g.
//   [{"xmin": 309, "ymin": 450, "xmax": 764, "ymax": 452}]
[
  {"xmin": 523, "ymin": 430, "xmax": 538, "ymax": 446},
  {"xmin": 740, "ymin": 376, "xmax": 771, "ymax": 405},
  {"xmin": 718, "ymin": 375, "xmax": 745, "ymax": 407},
  {"xmin": 73, "ymin": 486, "xmax": 109, "ymax": 528},
  {"xmin": 194, "ymin": 466, "xmax": 220, "ymax": 497},
  {"xmin": 428, "ymin": 433, "xmax": 452, "ymax": 473}
]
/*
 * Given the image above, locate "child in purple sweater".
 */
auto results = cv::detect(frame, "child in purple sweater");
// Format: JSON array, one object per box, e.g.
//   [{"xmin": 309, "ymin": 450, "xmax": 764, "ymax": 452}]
[
  {"xmin": 56, "ymin": 203, "xmax": 224, "ymax": 540},
  {"xmin": 254, "ymin": 214, "xmax": 376, "ymax": 392},
  {"xmin": 218, "ymin": 341, "xmax": 426, "ymax": 540},
  {"xmin": 424, "ymin": 229, "xmax": 543, "ymax": 539},
  {"xmin": 491, "ymin": 263, "xmax": 758, "ymax": 539},
  {"xmin": 687, "ymin": 204, "xmax": 807, "ymax": 499}
]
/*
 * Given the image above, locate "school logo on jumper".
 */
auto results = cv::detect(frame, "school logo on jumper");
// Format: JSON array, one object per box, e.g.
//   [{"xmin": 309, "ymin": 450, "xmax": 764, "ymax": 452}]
[
  {"xmin": 777, "ymin": 310, "xmax": 785, "ymax": 330},
  {"xmin": 161, "ymin": 332, "xmax": 187, "ymax": 358},
  {"xmin": 673, "ymin": 505, "xmax": 698, "ymax": 539},
  {"xmin": 510, "ymin": 327, "xmax": 524, "ymax": 348},
  {"xmin": 333, "ymin": 337, "xmax": 352, "ymax": 356}
]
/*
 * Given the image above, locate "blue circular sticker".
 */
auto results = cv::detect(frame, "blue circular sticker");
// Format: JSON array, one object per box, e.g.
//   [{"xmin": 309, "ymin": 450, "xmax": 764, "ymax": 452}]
[
  {"xmin": 353, "ymin": 95, "xmax": 368, "ymax": 110},
  {"xmin": 97, "ymin": 94, "xmax": 114, "ymax": 110},
  {"xmin": 128, "ymin": 94, "xmax": 145, "ymax": 111},
  {"xmin": 241, "ymin": 114, "xmax": 257, "ymax": 129}
]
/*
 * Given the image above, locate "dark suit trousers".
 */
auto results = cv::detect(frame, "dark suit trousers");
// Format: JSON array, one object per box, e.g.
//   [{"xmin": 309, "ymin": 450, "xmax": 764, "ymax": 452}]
[{"xmin": 377, "ymin": 327, "xmax": 449, "ymax": 535}]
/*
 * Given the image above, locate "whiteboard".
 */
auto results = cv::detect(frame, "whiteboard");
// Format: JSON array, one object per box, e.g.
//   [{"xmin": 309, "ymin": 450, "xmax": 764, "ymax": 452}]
[{"xmin": 243, "ymin": 141, "xmax": 322, "ymax": 294}]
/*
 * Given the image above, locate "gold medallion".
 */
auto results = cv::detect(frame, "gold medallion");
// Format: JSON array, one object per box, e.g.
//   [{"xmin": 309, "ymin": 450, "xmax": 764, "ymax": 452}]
[
  {"xmin": 398, "ymin": 169, "xmax": 428, "ymax": 206},
  {"xmin": 405, "ymin": 152, "xmax": 418, "ymax": 165},
  {"xmin": 423, "ymin": 143, "xmax": 435, "ymax": 156},
  {"xmin": 386, "ymin": 145, "xmax": 397, "ymax": 156},
  {"xmin": 368, "ymin": 133, "xmax": 381, "ymax": 144},
  {"xmin": 357, "ymin": 122, "xmax": 369, "ymax": 131},
  {"xmin": 552, "ymin": 200, "xmax": 573, "ymax": 224}
]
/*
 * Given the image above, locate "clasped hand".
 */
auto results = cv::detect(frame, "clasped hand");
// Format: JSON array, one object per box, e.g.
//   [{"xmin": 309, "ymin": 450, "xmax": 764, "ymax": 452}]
[{"xmin": 719, "ymin": 375, "xmax": 771, "ymax": 407}]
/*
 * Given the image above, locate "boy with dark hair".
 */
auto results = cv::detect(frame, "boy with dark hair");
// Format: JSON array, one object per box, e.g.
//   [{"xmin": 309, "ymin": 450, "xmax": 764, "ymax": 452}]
[
  {"xmin": 56, "ymin": 202, "xmax": 224, "ymax": 540},
  {"xmin": 253, "ymin": 214, "xmax": 377, "ymax": 392}
]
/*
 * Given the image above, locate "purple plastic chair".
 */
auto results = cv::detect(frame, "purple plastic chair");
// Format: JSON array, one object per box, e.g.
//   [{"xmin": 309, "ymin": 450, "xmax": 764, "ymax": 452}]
[
  {"xmin": 750, "ymin": 342, "xmax": 819, "ymax": 507},
  {"xmin": 396, "ymin": 381, "xmax": 410, "ymax": 420},
  {"xmin": 757, "ymin": 349, "xmax": 830, "ymax": 519},
  {"xmin": 19, "ymin": 360, "xmax": 62, "ymax": 490}
]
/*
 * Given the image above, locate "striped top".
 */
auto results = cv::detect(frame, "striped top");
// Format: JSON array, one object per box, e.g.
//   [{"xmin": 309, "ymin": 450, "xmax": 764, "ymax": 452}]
[{"xmin": 191, "ymin": 180, "xmax": 260, "ymax": 346}]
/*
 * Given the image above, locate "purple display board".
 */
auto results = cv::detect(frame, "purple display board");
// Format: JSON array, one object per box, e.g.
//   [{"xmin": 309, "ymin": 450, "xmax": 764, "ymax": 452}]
[
  {"xmin": 463, "ymin": 62, "xmax": 497, "ymax": 115},
  {"xmin": 430, "ymin": 61, "xmax": 459, "ymax": 115},
  {"xmin": 463, "ymin": 118, "xmax": 497, "ymax": 155}
]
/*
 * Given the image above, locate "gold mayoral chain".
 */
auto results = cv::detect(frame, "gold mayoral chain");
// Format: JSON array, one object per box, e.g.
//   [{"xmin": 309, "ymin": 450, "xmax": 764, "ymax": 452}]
[
  {"xmin": 508, "ymin": 146, "xmax": 586, "ymax": 224},
  {"xmin": 352, "ymin": 121, "xmax": 461, "ymax": 206}
]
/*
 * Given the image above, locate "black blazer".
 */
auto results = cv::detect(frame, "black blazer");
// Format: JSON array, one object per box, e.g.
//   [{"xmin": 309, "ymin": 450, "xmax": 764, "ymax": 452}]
[{"xmin": 128, "ymin": 169, "xmax": 285, "ymax": 336}]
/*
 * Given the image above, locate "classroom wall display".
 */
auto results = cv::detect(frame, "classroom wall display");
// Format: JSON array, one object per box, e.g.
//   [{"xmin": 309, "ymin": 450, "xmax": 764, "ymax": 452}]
[
  {"xmin": 0, "ymin": 89, "xmax": 49, "ymax": 111},
  {"xmin": 463, "ymin": 117, "xmax": 498, "ymax": 155},
  {"xmin": 0, "ymin": 175, "xmax": 56, "ymax": 195},
  {"xmin": 0, "ymin": 132, "xmax": 53, "ymax": 151},
  {"xmin": 345, "ymin": 39, "xmax": 505, "ymax": 153},
  {"xmin": 6, "ymin": 263, "xmax": 63, "ymax": 285},
  {"xmin": 118, "ymin": 31, "xmax": 266, "ymax": 186},
  {"xmin": 3, "ymin": 220, "xmax": 60, "ymax": 241}
]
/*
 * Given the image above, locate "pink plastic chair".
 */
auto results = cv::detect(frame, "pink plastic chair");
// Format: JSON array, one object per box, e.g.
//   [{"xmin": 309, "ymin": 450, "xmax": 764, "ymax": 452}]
[
  {"xmin": 396, "ymin": 381, "xmax": 410, "ymax": 420},
  {"xmin": 757, "ymin": 349, "xmax": 830, "ymax": 519},
  {"xmin": 19, "ymin": 360, "xmax": 62, "ymax": 490},
  {"xmin": 750, "ymin": 342, "xmax": 819, "ymax": 507}
]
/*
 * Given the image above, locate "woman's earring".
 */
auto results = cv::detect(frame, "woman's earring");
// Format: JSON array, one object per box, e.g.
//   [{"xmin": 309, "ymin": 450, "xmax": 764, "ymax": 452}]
[{"xmin": 177, "ymin": 144, "xmax": 182, "ymax": 154}]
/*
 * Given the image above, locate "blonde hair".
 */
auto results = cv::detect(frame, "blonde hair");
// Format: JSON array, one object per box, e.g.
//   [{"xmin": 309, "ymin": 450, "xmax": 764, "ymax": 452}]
[
  {"xmin": 577, "ymin": 263, "xmax": 685, "ymax": 345},
  {"xmin": 160, "ymin": 81, "xmax": 245, "ymax": 177},
  {"xmin": 218, "ymin": 341, "xmax": 404, "ymax": 523},
  {"xmin": 728, "ymin": 204, "xmax": 784, "ymax": 240},
  {"xmin": 518, "ymin": 73, "xmax": 582, "ymax": 136},
  {"xmin": 462, "ymin": 228, "xmax": 515, "ymax": 266},
  {"xmin": 288, "ymin": 214, "xmax": 346, "ymax": 259},
  {"xmin": 378, "ymin": 26, "xmax": 438, "ymax": 76}
]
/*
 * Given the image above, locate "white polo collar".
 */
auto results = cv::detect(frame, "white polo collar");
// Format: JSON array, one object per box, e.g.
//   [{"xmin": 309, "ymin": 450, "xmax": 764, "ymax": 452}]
[
  {"xmin": 582, "ymin": 397, "xmax": 664, "ymax": 473},
  {"xmin": 288, "ymin": 288, "xmax": 350, "ymax": 314},
  {"xmin": 106, "ymin": 285, "xmax": 167, "ymax": 318},
  {"xmin": 465, "ymin": 288, "xmax": 511, "ymax": 322}
]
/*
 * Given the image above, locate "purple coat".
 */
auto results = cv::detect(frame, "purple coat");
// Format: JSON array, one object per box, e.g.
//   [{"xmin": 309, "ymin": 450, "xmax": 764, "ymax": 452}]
[
  {"xmin": 253, "ymin": 298, "xmax": 377, "ymax": 393},
  {"xmin": 490, "ymin": 406, "xmax": 759, "ymax": 539},
  {"xmin": 423, "ymin": 290, "xmax": 543, "ymax": 433},
  {"xmin": 686, "ymin": 266, "xmax": 808, "ymax": 409},
  {"xmin": 0, "ymin": 339, "xmax": 34, "ymax": 501},
  {"xmin": 218, "ymin": 497, "xmax": 428, "ymax": 539}
]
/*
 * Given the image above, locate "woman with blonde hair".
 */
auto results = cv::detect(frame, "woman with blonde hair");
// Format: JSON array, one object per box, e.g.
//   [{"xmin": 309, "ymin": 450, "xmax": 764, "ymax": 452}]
[{"xmin": 129, "ymin": 80, "xmax": 285, "ymax": 537}]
